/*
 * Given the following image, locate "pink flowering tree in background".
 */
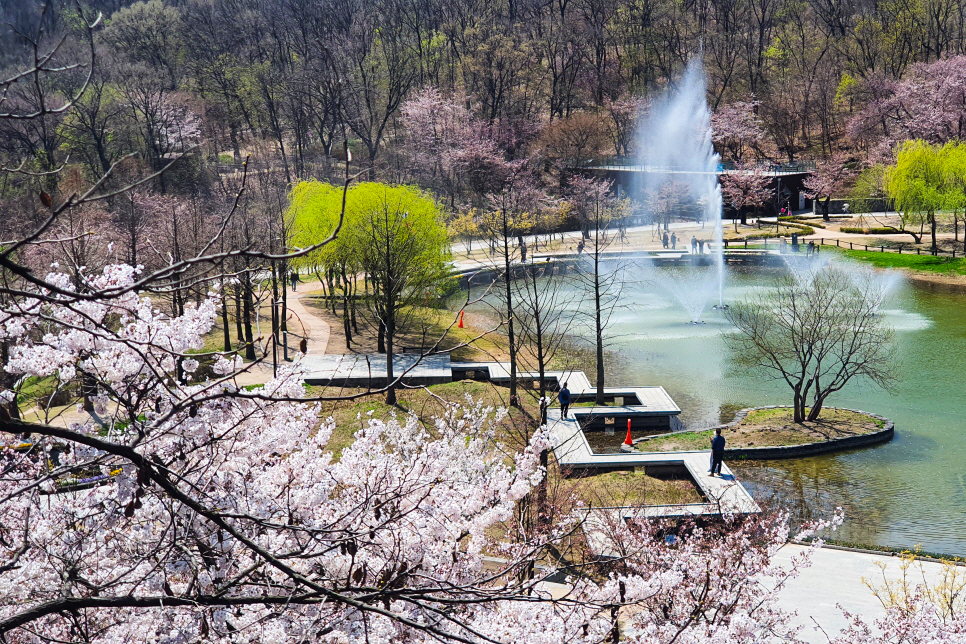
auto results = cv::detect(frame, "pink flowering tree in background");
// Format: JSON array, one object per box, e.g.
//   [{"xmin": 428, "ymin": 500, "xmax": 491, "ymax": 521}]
[
  {"xmin": 803, "ymin": 154, "xmax": 857, "ymax": 222},
  {"xmin": 645, "ymin": 180, "xmax": 691, "ymax": 232},
  {"xmin": 604, "ymin": 93, "xmax": 649, "ymax": 158},
  {"xmin": 401, "ymin": 87, "xmax": 487, "ymax": 207},
  {"xmin": 712, "ymin": 100, "xmax": 765, "ymax": 165},
  {"xmin": 847, "ymin": 57, "xmax": 966, "ymax": 162},
  {"xmin": 720, "ymin": 166, "xmax": 773, "ymax": 227}
]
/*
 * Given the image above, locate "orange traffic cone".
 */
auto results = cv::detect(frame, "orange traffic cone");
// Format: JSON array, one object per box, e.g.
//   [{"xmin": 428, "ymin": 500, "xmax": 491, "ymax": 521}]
[
  {"xmin": 620, "ymin": 419, "xmax": 634, "ymax": 452},
  {"xmin": 458, "ymin": 310, "xmax": 465, "ymax": 329}
]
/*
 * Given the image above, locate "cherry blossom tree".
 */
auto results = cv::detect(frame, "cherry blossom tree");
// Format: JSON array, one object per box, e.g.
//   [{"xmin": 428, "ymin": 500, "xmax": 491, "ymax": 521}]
[
  {"xmin": 604, "ymin": 94, "xmax": 649, "ymax": 158},
  {"xmin": 401, "ymin": 87, "xmax": 513, "ymax": 209},
  {"xmin": 847, "ymin": 57, "xmax": 966, "ymax": 161},
  {"xmin": 711, "ymin": 100, "xmax": 765, "ymax": 164},
  {"xmin": 803, "ymin": 154, "xmax": 857, "ymax": 222},
  {"xmin": 645, "ymin": 180, "xmax": 691, "ymax": 231},
  {"xmin": 720, "ymin": 166, "xmax": 773, "ymax": 227}
]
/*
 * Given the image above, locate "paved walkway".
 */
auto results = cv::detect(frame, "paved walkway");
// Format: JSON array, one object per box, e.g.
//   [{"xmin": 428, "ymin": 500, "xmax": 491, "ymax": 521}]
[
  {"xmin": 302, "ymin": 352, "xmax": 451, "ymax": 386},
  {"xmin": 233, "ymin": 280, "xmax": 331, "ymax": 386},
  {"xmin": 284, "ymin": 280, "xmax": 331, "ymax": 356},
  {"xmin": 535, "ymin": 544, "xmax": 951, "ymax": 639},
  {"xmin": 773, "ymin": 544, "xmax": 951, "ymax": 641}
]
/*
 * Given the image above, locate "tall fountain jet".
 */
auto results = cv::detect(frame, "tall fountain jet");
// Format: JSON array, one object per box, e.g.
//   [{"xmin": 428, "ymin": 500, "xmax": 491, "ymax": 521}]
[{"xmin": 638, "ymin": 58, "xmax": 726, "ymax": 313}]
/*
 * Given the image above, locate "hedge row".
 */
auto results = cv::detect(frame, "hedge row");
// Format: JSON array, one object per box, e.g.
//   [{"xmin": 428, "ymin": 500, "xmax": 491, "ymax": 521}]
[
  {"xmin": 840, "ymin": 226, "xmax": 903, "ymax": 234},
  {"xmin": 740, "ymin": 226, "xmax": 815, "ymax": 240},
  {"xmin": 779, "ymin": 216, "xmax": 827, "ymax": 229}
]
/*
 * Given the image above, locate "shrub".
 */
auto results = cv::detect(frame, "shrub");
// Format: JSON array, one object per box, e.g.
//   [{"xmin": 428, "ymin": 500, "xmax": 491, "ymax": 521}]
[{"xmin": 841, "ymin": 226, "xmax": 902, "ymax": 234}]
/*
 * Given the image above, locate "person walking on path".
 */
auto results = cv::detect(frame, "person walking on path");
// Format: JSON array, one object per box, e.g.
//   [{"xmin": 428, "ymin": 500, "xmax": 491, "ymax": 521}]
[
  {"xmin": 709, "ymin": 428, "xmax": 725, "ymax": 476},
  {"xmin": 290, "ymin": 271, "xmax": 300, "ymax": 292},
  {"xmin": 671, "ymin": 232, "xmax": 677, "ymax": 249},
  {"xmin": 662, "ymin": 231, "xmax": 669, "ymax": 248},
  {"xmin": 558, "ymin": 382, "xmax": 572, "ymax": 419},
  {"xmin": 690, "ymin": 235, "xmax": 698, "ymax": 254}
]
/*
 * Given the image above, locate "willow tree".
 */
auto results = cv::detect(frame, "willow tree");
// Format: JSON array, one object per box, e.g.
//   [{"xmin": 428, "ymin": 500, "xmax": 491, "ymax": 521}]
[
  {"xmin": 288, "ymin": 181, "xmax": 449, "ymax": 403},
  {"xmin": 287, "ymin": 180, "xmax": 359, "ymax": 347},
  {"xmin": 884, "ymin": 140, "xmax": 957, "ymax": 253},
  {"xmin": 348, "ymin": 184, "xmax": 450, "ymax": 404}
]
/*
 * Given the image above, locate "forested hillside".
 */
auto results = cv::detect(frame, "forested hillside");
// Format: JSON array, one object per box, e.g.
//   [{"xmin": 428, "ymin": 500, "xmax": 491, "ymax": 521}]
[{"xmin": 3, "ymin": 0, "xmax": 965, "ymax": 252}]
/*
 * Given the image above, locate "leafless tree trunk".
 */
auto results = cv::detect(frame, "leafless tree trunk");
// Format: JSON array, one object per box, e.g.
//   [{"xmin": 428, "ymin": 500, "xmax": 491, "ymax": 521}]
[{"xmin": 725, "ymin": 265, "xmax": 898, "ymax": 422}]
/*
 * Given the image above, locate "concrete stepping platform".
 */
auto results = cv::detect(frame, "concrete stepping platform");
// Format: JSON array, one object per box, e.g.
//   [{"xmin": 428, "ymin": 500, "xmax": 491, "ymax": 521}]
[
  {"xmin": 548, "ymin": 408, "xmax": 759, "ymax": 517},
  {"xmin": 302, "ymin": 353, "xmax": 452, "ymax": 387}
]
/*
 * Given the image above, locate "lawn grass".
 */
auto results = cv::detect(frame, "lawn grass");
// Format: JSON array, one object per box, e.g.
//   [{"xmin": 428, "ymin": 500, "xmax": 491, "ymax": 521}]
[
  {"xmin": 638, "ymin": 407, "xmax": 882, "ymax": 452},
  {"xmin": 15, "ymin": 375, "xmax": 59, "ymax": 407},
  {"xmin": 835, "ymin": 248, "xmax": 966, "ymax": 275},
  {"xmin": 569, "ymin": 470, "xmax": 704, "ymax": 506}
]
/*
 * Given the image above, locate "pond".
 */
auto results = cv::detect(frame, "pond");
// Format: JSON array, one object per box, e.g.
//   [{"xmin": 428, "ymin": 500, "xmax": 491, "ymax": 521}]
[{"xmin": 474, "ymin": 260, "xmax": 966, "ymax": 555}]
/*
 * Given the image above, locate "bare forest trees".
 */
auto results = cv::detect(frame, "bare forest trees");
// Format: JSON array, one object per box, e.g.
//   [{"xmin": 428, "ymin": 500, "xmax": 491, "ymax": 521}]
[
  {"xmin": 480, "ymin": 169, "xmax": 544, "ymax": 407},
  {"xmin": 6, "ymin": 0, "xmax": 966, "ymax": 202},
  {"xmin": 568, "ymin": 177, "xmax": 627, "ymax": 405}
]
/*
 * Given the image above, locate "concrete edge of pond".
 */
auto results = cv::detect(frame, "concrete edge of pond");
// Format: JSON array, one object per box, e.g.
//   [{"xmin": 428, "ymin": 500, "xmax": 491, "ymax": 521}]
[
  {"xmin": 635, "ymin": 405, "xmax": 895, "ymax": 460},
  {"xmin": 789, "ymin": 540, "xmax": 966, "ymax": 567}
]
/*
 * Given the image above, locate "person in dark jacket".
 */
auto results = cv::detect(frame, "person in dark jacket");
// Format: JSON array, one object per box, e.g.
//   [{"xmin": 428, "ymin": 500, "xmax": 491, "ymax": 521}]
[
  {"xmin": 559, "ymin": 382, "xmax": 572, "ymax": 419},
  {"xmin": 290, "ymin": 271, "xmax": 300, "ymax": 292},
  {"xmin": 709, "ymin": 428, "xmax": 725, "ymax": 476}
]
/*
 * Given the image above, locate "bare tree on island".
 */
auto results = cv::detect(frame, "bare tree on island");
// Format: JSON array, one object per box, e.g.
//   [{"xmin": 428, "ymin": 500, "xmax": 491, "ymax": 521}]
[
  {"xmin": 568, "ymin": 176, "xmax": 628, "ymax": 406},
  {"xmin": 725, "ymin": 265, "xmax": 898, "ymax": 423}
]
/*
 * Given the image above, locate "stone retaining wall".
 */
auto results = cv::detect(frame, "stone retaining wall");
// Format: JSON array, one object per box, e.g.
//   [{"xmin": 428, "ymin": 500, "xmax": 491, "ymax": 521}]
[{"xmin": 636, "ymin": 405, "xmax": 895, "ymax": 460}]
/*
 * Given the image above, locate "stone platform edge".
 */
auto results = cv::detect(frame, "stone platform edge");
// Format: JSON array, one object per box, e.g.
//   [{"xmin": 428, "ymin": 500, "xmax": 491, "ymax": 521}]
[{"xmin": 636, "ymin": 406, "xmax": 894, "ymax": 460}]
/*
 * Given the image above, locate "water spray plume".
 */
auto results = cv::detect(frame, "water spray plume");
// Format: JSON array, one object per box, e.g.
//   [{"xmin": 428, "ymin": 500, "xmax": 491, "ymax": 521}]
[{"xmin": 638, "ymin": 58, "xmax": 726, "ymax": 315}]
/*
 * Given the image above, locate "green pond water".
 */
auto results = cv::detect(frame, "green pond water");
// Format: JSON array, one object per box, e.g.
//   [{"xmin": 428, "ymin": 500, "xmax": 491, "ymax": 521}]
[{"xmin": 477, "ymin": 260, "xmax": 966, "ymax": 555}]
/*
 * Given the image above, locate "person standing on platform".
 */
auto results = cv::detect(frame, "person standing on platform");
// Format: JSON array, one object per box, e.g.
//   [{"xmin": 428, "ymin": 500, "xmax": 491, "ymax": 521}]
[
  {"xmin": 662, "ymin": 231, "xmax": 669, "ymax": 248},
  {"xmin": 709, "ymin": 428, "xmax": 725, "ymax": 476},
  {"xmin": 671, "ymin": 232, "xmax": 677, "ymax": 249},
  {"xmin": 558, "ymin": 382, "xmax": 572, "ymax": 419},
  {"xmin": 691, "ymin": 235, "xmax": 698, "ymax": 254}
]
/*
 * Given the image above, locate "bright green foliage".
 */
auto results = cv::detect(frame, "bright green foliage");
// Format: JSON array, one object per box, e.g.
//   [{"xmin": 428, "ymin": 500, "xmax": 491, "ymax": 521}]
[
  {"xmin": 885, "ymin": 140, "xmax": 949, "ymax": 214},
  {"xmin": 884, "ymin": 140, "xmax": 962, "ymax": 250},
  {"xmin": 286, "ymin": 180, "xmax": 450, "ymax": 403},
  {"xmin": 344, "ymin": 183, "xmax": 450, "ymax": 297},
  {"xmin": 286, "ymin": 180, "xmax": 449, "ymax": 281},
  {"xmin": 286, "ymin": 180, "xmax": 347, "ymax": 272}
]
